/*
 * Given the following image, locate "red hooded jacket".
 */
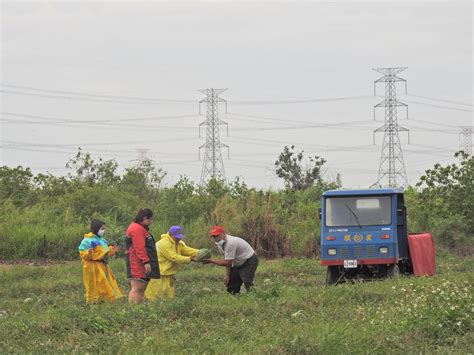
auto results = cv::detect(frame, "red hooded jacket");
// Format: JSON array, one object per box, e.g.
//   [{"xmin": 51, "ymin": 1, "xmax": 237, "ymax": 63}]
[{"xmin": 125, "ymin": 222, "xmax": 160, "ymax": 279}]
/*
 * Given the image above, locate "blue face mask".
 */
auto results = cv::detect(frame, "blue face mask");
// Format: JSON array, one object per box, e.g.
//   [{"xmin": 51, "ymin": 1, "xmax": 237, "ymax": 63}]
[{"xmin": 215, "ymin": 239, "xmax": 225, "ymax": 247}]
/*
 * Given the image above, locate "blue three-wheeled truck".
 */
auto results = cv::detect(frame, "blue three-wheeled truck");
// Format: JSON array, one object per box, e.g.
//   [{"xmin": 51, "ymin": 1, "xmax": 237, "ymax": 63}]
[{"xmin": 320, "ymin": 188, "xmax": 436, "ymax": 284}]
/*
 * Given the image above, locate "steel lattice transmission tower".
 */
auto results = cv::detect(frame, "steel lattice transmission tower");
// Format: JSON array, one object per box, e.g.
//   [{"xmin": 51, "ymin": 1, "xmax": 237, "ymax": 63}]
[
  {"xmin": 373, "ymin": 67, "xmax": 410, "ymax": 188},
  {"xmin": 136, "ymin": 148, "xmax": 149, "ymax": 165},
  {"xmin": 459, "ymin": 126, "xmax": 473, "ymax": 155},
  {"xmin": 198, "ymin": 88, "xmax": 229, "ymax": 186}
]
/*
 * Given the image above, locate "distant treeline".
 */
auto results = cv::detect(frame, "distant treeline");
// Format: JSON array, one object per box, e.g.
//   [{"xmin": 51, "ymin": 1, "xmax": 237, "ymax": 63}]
[{"xmin": 0, "ymin": 150, "xmax": 472, "ymax": 260}]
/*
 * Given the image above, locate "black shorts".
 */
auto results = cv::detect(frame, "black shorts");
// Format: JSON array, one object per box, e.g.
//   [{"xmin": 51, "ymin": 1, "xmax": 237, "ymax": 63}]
[{"xmin": 227, "ymin": 254, "xmax": 259, "ymax": 294}]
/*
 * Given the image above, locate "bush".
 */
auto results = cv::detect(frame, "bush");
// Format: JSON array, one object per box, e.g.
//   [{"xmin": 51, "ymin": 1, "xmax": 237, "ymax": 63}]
[{"xmin": 0, "ymin": 151, "xmax": 472, "ymax": 260}]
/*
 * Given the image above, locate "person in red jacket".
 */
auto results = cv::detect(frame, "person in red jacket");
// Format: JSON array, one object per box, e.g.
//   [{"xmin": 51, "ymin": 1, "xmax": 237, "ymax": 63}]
[{"xmin": 125, "ymin": 208, "xmax": 160, "ymax": 304}]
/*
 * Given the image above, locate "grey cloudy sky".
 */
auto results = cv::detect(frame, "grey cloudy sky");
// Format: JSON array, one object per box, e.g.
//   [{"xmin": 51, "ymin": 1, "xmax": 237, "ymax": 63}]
[{"xmin": 1, "ymin": 0, "xmax": 472, "ymax": 189}]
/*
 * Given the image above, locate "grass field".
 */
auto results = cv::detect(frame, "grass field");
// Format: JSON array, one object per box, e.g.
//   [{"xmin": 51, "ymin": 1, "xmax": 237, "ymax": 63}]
[{"xmin": 0, "ymin": 252, "xmax": 472, "ymax": 354}]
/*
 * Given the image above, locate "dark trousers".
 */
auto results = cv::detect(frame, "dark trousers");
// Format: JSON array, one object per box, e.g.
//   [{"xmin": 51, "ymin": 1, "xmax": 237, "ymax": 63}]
[{"xmin": 227, "ymin": 254, "xmax": 259, "ymax": 294}]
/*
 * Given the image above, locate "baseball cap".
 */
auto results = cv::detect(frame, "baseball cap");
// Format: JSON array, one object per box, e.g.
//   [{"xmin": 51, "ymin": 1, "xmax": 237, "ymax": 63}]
[
  {"xmin": 210, "ymin": 225, "xmax": 225, "ymax": 236},
  {"xmin": 169, "ymin": 225, "xmax": 184, "ymax": 239}
]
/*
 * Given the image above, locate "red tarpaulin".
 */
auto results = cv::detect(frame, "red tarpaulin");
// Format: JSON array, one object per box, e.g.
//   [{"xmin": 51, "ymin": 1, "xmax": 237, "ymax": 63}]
[{"xmin": 407, "ymin": 233, "xmax": 436, "ymax": 276}]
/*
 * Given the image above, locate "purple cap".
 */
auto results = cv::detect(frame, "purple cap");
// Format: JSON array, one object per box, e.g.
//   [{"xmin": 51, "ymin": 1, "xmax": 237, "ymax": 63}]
[{"xmin": 169, "ymin": 225, "xmax": 184, "ymax": 239}]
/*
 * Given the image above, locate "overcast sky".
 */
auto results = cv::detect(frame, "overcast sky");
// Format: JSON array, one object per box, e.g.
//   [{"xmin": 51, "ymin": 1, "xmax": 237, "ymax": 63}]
[{"xmin": 1, "ymin": 0, "xmax": 472, "ymax": 189}]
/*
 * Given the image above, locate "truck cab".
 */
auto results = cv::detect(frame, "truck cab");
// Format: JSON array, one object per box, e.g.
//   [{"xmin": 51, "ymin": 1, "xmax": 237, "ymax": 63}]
[{"xmin": 320, "ymin": 188, "xmax": 411, "ymax": 284}]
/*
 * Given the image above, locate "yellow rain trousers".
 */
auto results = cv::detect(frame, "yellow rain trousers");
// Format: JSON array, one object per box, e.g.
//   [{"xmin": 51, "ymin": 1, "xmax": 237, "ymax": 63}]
[
  {"xmin": 79, "ymin": 233, "xmax": 122, "ymax": 304},
  {"xmin": 147, "ymin": 275, "xmax": 177, "ymax": 300},
  {"xmin": 145, "ymin": 233, "xmax": 198, "ymax": 300}
]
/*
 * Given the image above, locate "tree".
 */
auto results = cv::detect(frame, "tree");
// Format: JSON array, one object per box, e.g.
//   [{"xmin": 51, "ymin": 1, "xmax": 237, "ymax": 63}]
[
  {"xmin": 121, "ymin": 160, "xmax": 166, "ymax": 201},
  {"xmin": 417, "ymin": 151, "xmax": 473, "ymax": 221},
  {"xmin": 229, "ymin": 176, "xmax": 251, "ymax": 200},
  {"xmin": 157, "ymin": 176, "xmax": 201, "ymax": 225},
  {"xmin": 416, "ymin": 151, "xmax": 473, "ymax": 249},
  {"xmin": 275, "ymin": 145, "xmax": 328, "ymax": 190},
  {"xmin": 66, "ymin": 149, "xmax": 120, "ymax": 187},
  {"xmin": 34, "ymin": 173, "xmax": 72, "ymax": 198},
  {"xmin": 0, "ymin": 166, "xmax": 34, "ymax": 206}
]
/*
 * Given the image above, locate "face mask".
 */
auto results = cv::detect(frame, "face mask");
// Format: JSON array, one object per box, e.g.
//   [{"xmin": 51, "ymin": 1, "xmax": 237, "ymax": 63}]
[
  {"xmin": 215, "ymin": 239, "xmax": 225, "ymax": 247},
  {"xmin": 97, "ymin": 229, "xmax": 105, "ymax": 237}
]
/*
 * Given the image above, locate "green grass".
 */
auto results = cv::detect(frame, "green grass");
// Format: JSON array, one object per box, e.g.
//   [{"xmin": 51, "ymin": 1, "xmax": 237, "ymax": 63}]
[{"xmin": 0, "ymin": 254, "xmax": 472, "ymax": 354}]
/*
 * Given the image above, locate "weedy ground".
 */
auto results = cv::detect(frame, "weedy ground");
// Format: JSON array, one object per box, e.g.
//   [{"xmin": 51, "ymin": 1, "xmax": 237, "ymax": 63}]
[{"xmin": 0, "ymin": 251, "xmax": 472, "ymax": 354}]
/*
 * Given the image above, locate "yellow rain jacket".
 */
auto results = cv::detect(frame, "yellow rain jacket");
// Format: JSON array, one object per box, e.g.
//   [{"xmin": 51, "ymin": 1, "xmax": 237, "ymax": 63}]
[
  {"xmin": 145, "ymin": 233, "xmax": 198, "ymax": 300},
  {"xmin": 78, "ymin": 232, "xmax": 122, "ymax": 304}
]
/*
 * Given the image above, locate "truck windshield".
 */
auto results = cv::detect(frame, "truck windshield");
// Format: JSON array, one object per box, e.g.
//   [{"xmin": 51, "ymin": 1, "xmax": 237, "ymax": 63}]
[{"xmin": 325, "ymin": 195, "xmax": 392, "ymax": 227}]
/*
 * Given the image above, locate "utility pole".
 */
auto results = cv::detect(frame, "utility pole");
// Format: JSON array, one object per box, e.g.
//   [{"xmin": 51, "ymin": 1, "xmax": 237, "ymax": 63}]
[
  {"xmin": 373, "ymin": 67, "xmax": 410, "ymax": 188},
  {"xmin": 459, "ymin": 126, "xmax": 473, "ymax": 155},
  {"xmin": 198, "ymin": 88, "xmax": 229, "ymax": 186}
]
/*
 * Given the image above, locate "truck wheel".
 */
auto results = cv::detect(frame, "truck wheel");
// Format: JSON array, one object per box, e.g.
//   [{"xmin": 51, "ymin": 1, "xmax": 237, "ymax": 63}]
[
  {"xmin": 387, "ymin": 264, "xmax": 400, "ymax": 278},
  {"xmin": 326, "ymin": 266, "xmax": 340, "ymax": 285}
]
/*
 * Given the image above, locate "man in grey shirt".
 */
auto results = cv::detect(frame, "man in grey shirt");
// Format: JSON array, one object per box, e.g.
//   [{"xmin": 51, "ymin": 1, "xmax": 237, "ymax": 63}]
[{"xmin": 204, "ymin": 225, "xmax": 259, "ymax": 294}]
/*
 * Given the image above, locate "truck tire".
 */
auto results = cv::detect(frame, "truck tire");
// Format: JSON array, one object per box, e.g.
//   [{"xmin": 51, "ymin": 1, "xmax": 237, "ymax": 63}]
[
  {"xmin": 387, "ymin": 264, "xmax": 400, "ymax": 278},
  {"xmin": 326, "ymin": 266, "xmax": 340, "ymax": 285}
]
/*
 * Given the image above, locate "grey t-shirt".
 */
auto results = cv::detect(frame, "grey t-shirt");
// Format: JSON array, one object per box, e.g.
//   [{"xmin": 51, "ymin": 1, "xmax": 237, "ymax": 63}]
[{"xmin": 216, "ymin": 234, "xmax": 255, "ymax": 267}]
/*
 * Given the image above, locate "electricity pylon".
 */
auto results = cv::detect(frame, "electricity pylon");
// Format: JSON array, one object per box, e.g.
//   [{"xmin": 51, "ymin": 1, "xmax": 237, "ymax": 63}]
[
  {"xmin": 373, "ymin": 67, "xmax": 410, "ymax": 188},
  {"xmin": 198, "ymin": 88, "xmax": 229, "ymax": 186}
]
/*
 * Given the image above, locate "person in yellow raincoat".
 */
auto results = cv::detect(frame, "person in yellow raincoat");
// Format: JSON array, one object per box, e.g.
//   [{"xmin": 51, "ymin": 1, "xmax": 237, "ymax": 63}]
[
  {"xmin": 78, "ymin": 219, "xmax": 122, "ymax": 304},
  {"xmin": 145, "ymin": 226, "xmax": 198, "ymax": 300}
]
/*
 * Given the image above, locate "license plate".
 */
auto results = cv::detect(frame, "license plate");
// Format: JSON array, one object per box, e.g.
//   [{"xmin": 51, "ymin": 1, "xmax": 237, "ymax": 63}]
[{"xmin": 344, "ymin": 260, "xmax": 357, "ymax": 268}]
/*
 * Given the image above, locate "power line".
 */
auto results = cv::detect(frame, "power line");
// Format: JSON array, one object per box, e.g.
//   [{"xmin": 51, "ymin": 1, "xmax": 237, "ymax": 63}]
[
  {"xmin": 3, "ymin": 144, "xmax": 459, "ymax": 181},
  {"xmin": 402, "ymin": 124, "xmax": 459, "ymax": 134},
  {"xmin": 0, "ymin": 135, "xmax": 200, "ymax": 148},
  {"xmin": 408, "ymin": 143, "xmax": 458, "ymax": 151},
  {"xmin": 227, "ymin": 112, "xmax": 376, "ymax": 127},
  {"xmin": 3, "ymin": 82, "xmax": 471, "ymax": 111},
  {"xmin": 0, "ymin": 143, "xmax": 136, "ymax": 156},
  {"xmin": 1, "ymin": 111, "xmax": 376, "ymax": 132},
  {"xmin": 227, "ymin": 159, "xmax": 272, "ymax": 167},
  {"xmin": 226, "ymin": 112, "xmax": 300, "ymax": 126},
  {"xmin": 406, "ymin": 94, "xmax": 473, "ymax": 107},
  {"xmin": 0, "ymin": 113, "xmax": 199, "ymax": 131},
  {"xmin": 327, "ymin": 145, "xmax": 455, "ymax": 168},
  {"xmin": 1, "ymin": 111, "xmax": 199, "ymax": 123},
  {"xmin": 3, "ymin": 139, "xmax": 456, "ymax": 163},
  {"xmin": 0, "ymin": 89, "xmax": 198, "ymax": 105},
  {"xmin": 2, "ymin": 109, "xmax": 377, "ymax": 128},
  {"xmin": 1, "ymin": 145, "xmax": 207, "ymax": 165},
  {"xmin": 227, "ymin": 95, "xmax": 372, "ymax": 105},
  {"xmin": 3, "ymin": 81, "xmax": 469, "ymax": 187},
  {"xmin": 403, "ymin": 99, "xmax": 473, "ymax": 112},
  {"xmin": 0, "ymin": 84, "xmax": 197, "ymax": 103},
  {"xmin": 0, "ymin": 84, "xmax": 372, "ymax": 106},
  {"xmin": 228, "ymin": 135, "xmax": 376, "ymax": 152},
  {"xmin": 409, "ymin": 117, "xmax": 467, "ymax": 129},
  {"xmin": 0, "ymin": 145, "xmax": 105, "ymax": 157},
  {"xmin": 403, "ymin": 149, "xmax": 455, "ymax": 157},
  {"xmin": 231, "ymin": 124, "xmax": 371, "ymax": 132}
]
